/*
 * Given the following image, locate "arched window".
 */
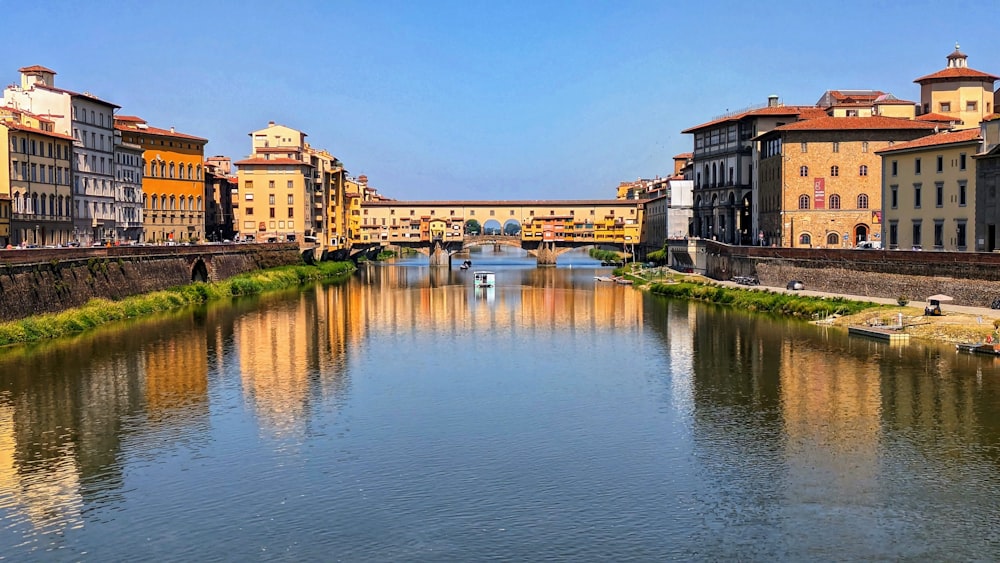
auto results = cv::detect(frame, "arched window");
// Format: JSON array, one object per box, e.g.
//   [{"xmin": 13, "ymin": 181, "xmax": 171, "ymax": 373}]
[
  {"xmin": 197, "ymin": 196, "xmax": 203, "ymax": 211},
  {"xmin": 799, "ymin": 233, "xmax": 811, "ymax": 245},
  {"xmin": 858, "ymin": 194, "xmax": 869, "ymax": 209},
  {"xmin": 827, "ymin": 233, "xmax": 840, "ymax": 245},
  {"xmin": 830, "ymin": 165, "xmax": 839, "ymax": 177},
  {"xmin": 169, "ymin": 163, "xmax": 175, "ymax": 178},
  {"xmin": 151, "ymin": 161, "xmax": 157, "ymax": 177},
  {"xmin": 196, "ymin": 165, "xmax": 202, "ymax": 180},
  {"xmin": 799, "ymin": 165, "xmax": 809, "ymax": 177},
  {"xmin": 188, "ymin": 164, "xmax": 193, "ymax": 179},
  {"xmin": 188, "ymin": 195, "xmax": 195, "ymax": 211},
  {"xmin": 798, "ymin": 194, "xmax": 810, "ymax": 209},
  {"xmin": 829, "ymin": 194, "xmax": 841, "ymax": 209},
  {"xmin": 159, "ymin": 162, "xmax": 166, "ymax": 177},
  {"xmin": 179, "ymin": 164, "xmax": 185, "ymax": 179},
  {"xmin": 859, "ymin": 165, "xmax": 868, "ymax": 176},
  {"xmin": 170, "ymin": 196, "xmax": 176, "ymax": 211},
  {"xmin": 160, "ymin": 195, "xmax": 167, "ymax": 210},
  {"xmin": 143, "ymin": 194, "xmax": 148, "ymax": 209}
]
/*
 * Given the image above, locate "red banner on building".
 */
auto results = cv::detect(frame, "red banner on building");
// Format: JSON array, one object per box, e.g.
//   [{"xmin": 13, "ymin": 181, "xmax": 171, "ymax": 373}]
[
  {"xmin": 813, "ymin": 178, "xmax": 825, "ymax": 209},
  {"xmin": 872, "ymin": 210, "xmax": 881, "ymax": 224}
]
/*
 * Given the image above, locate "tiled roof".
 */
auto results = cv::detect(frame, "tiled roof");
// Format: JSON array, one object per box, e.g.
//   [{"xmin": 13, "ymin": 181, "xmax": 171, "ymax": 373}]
[
  {"xmin": 673, "ymin": 152, "xmax": 693, "ymax": 159},
  {"xmin": 875, "ymin": 128, "xmax": 981, "ymax": 154},
  {"xmin": 915, "ymin": 112, "xmax": 959, "ymax": 122},
  {"xmin": 682, "ymin": 105, "xmax": 821, "ymax": 133},
  {"xmin": 0, "ymin": 121, "xmax": 75, "ymax": 141},
  {"xmin": 115, "ymin": 120, "xmax": 207, "ymax": 142},
  {"xmin": 914, "ymin": 67, "xmax": 998, "ymax": 83},
  {"xmin": 0, "ymin": 104, "xmax": 54, "ymax": 122},
  {"xmin": 115, "ymin": 115, "xmax": 145, "ymax": 123},
  {"xmin": 233, "ymin": 157, "xmax": 313, "ymax": 166},
  {"xmin": 982, "ymin": 113, "xmax": 1000, "ymax": 122},
  {"xmin": 18, "ymin": 65, "xmax": 56, "ymax": 74},
  {"xmin": 768, "ymin": 116, "xmax": 938, "ymax": 132},
  {"xmin": 31, "ymin": 83, "xmax": 120, "ymax": 108}
]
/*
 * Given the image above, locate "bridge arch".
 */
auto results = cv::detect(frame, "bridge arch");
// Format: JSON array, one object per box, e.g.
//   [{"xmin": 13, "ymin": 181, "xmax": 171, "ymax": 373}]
[
  {"xmin": 502, "ymin": 218, "xmax": 522, "ymax": 236},
  {"xmin": 482, "ymin": 219, "xmax": 503, "ymax": 235},
  {"xmin": 191, "ymin": 258, "xmax": 209, "ymax": 282}
]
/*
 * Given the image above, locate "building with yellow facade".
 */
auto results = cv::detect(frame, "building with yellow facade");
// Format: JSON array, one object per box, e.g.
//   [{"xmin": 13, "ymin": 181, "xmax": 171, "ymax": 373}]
[
  {"xmin": 756, "ymin": 116, "xmax": 937, "ymax": 248},
  {"xmin": 114, "ymin": 116, "xmax": 207, "ymax": 243},
  {"xmin": 877, "ymin": 128, "xmax": 982, "ymax": 251},
  {"xmin": 0, "ymin": 106, "xmax": 74, "ymax": 246},
  {"xmin": 915, "ymin": 45, "xmax": 997, "ymax": 130}
]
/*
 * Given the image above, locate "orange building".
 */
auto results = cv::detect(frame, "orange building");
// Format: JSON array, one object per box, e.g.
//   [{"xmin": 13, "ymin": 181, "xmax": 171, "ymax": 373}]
[{"xmin": 114, "ymin": 116, "xmax": 207, "ymax": 243}]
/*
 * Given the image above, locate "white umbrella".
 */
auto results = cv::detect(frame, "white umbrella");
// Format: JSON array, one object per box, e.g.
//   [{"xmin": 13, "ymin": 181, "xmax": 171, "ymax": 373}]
[{"xmin": 926, "ymin": 294, "xmax": 954, "ymax": 302}]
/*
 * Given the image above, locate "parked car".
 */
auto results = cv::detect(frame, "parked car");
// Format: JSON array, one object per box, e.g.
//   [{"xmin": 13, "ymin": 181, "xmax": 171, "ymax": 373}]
[
  {"xmin": 856, "ymin": 240, "xmax": 882, "ymax": 250},
  {"xmin": 786, "ymin": 280, "xmax": 805, "ymax": 290}
]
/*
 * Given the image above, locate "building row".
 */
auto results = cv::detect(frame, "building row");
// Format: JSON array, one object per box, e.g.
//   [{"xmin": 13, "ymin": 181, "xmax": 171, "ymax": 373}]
[{"xmin": 645, "ymin": 45, "xmax": 1000, "ymax": 252}]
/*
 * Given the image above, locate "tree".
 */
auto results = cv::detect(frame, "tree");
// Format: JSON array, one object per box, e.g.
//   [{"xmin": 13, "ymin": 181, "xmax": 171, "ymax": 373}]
[
  {"xmin": 464, "ymin": 219, "xmax": 481, "ymax": 235},
  {"xmin": 504, "ymin": 222, "xmax": 521, "ymax": 236}
]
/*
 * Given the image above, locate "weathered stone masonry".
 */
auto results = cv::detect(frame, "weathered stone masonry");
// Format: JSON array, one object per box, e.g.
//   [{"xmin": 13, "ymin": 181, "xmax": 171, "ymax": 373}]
[{"xmin": 0, "ymin": 245, "xmax": 304, "ymax": 322}]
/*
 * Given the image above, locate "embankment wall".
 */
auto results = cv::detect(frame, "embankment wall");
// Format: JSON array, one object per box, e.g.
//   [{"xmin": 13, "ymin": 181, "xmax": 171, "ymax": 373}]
[{"xmin": 0, "ymin": 244, "xmax": 304, "ymax": 322}]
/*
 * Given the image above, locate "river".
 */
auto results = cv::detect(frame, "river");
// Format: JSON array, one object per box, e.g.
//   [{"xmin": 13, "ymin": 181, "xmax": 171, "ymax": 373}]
[{"xmin": 1, "ymin": 248, "xmax": 1000, "ymax": 561}]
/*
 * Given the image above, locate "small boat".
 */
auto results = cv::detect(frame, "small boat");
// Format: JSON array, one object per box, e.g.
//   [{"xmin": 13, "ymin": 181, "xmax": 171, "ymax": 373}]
[
  {"xmin": 473, "ymin": 271, "xmax": 495, "ymax": 288},
  {"xmin": 459, "ymin": 259, "xmax": 472, "ymax": 270},
  {"xmin": 956, "ymin": 342, "xmax": 1000, "ymax": 356},
  {"xmin": 594, "ymin": 276, "xmax": 613, "ymax": 282}
]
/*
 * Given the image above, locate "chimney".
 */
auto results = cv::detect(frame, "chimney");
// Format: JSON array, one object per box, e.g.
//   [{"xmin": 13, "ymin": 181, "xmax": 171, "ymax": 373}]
[
  {"xmin": 268, "ymin": 121, "xmax": 275, "ymax": 127},
  {"xmin": 170, "ymin": 126, "xmax": 175, "ymax": 133},
  {"xmin": 767, "ymin": 94, "xmax": 779, "ymax": 108}
]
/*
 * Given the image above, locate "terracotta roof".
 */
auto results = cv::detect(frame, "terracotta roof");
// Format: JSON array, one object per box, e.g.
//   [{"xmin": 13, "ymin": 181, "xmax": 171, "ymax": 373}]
[
  {"xmin": 31, "ymin": 83, "xmax": 120, "ymax": 108},
  {"xmin": 115, "ymin": 115, "xmax": 145, "ymax": 123},
  {"xmin": 914, "ymin": 67, "xmax": 998, "ymax": 83},
  {"xmin": 0, "ymin": 104, "xmax": 54, "ymax": 122},
  {"xmin": 766, "ymin": 115, "xmax": 938, "ymax": 133},
  {"xmin": 362, "ymin": 199, "xmax": 637, "ymax": 206},
  {"xmin": 874, "ymin": 94, "xmax": 917, "ymax": 105},
  {"xmin": 915, "ymin": 112, "xmax": 959, "ymax": 123},
  {"xmin": 233, "ymin": 157, "xmax": 312, "ymax": 166},
  {"xmin": 673, "ymin": 152, "xmax": 693, "ymax": 159},
  {"xmin": 0, "ymin": 121, "xmax": 75, "ymax": 141},
  {"xmin": 115, "ymin": 122, "xmax": 207, "ymax": 142},
  {"xmin": 682, "ymin": 105, "xmax": 822, "ymax": 133},
  {"xmin": 875, "ymin": 128, "xmax": 981, "ymax": 154},
  {"xmin": 18, "ymin": 65, "xmax": 56, "ymax": 74},
  {"xmin": 981, "ymin": 113, "xmax": 1000, "ymax": 122}
]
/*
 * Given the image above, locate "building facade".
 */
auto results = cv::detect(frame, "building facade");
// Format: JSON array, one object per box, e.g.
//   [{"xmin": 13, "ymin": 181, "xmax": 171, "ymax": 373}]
[
  {"xmin": 756, "ymin": 116, "xmax": 937, "ymax": 248},
  {"xmin": 975, "ymin": 115, "xmax": 1000, "ymax": 251},
  {"xmin": 113, "ymin": 130, "xmax": 144, "ymax": 243},
  {"xmin": 115, "ymin": 116, "xmax": 208, "ymax": 243},
  {"xmin": 0, "ymin": 106, "xmax": 75, "ymax": 246},
  {"xmin": 914, "ymin": 45, "xmax": 997, "ymax": 130},
  {"xmin": 878, "ymin": 128, "xmax": 982, "ymax": 251},
  {"xmin": 204, "ymin": 156, "xmax": 236, "ymax": 242}
]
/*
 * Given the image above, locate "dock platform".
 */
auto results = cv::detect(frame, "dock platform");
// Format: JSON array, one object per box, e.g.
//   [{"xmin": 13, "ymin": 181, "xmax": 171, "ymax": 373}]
[{"xmin": 848, "ymin": 325, "xmax": 910, "ymax": 342}]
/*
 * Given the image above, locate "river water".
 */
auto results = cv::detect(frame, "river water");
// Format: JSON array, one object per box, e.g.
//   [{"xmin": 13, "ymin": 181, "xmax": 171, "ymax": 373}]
[{"xmin": 1, "ymin": 249, "xmax": 1000, "ymax": 561}]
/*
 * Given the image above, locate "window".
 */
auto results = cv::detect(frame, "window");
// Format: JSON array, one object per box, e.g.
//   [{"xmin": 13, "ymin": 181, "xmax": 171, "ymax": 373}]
[
  {"xmin": 801, "ymin": 142, "xmax": 807, "ymax": 153},
  {"xmin": 799, "ymin": 166, "xmax": 808, "ymax": 177},
  {"xmin": 832, "ymin": 142, "xmax": 840, "ymax": 153},
  {"xmin": 940, "ymin": 102, "xmax": 951, "ymax": 112},
  {"xmin": 799, "ymin": 233, "xmax": 812, "ymax": 245},
  {"xmin": 830, "ymin": 165, "xmax": 839, "ymax": 177},
  {"xmin": 959, "ymin": 181, "xmax": 967, "ymax": 206},
  {"xmin": 798, "ymin": 195, "xmax": 810, "ymax": 209},
  {"xmin": 862, "ymin": 141, "xmax": 869, "ymax": 153},
  {"xmin": 268, "ymin": 194, "xmax": 275, "ymax": 205},
  {"xmin": 915, "ymin": 158, "xmax": 921, "ymax": 174},
  {"xmin": 287, "ymin": 194, "xmax": 294, "ymax": 205},
  {"xmin": 957, "ymin": 221, "xmax": 967, "ymax": 248},
  {"xmin": 245, "ymin": 193, "xmax": 254, "ymax": 200},
  {"xmin": 287, "ymin": 180, "xmax": 293, "ymax": 189},
  {"xmin": 268, "ymin": 180, "xmax": 275, "ymax": 189},
  {"xmin": 912, "ymin": 221, "xmax": 922, "ymax": 249},
  {"xmin": 937, "ymin": 156, "xmax": 943, "ymax": 173},
  {"xmin": 858, "ymin": 194, "xmax": 869, "ymax": 209},
  {"xmin": 891, "ymin": 161, "xmax": 898, "ymax": 176},
  {"xmin": 934, "ymin": 220, "xmax": 944, "ymax": 247},
  {"xmin": 288, "ymin": 207, "xmax": 294, "ymax": 218},
  {"xmin": 914, "ymin": 183, "xmax": 922, "ymax": 208},
  {"xmin": 859, "ymin": 165, "xmax": 868, "ymax": 176},
  {"xmin": 935, "ymin": 182, "xmax": 944, "ymax": 207},
  {"xmin": 827, "ymin": 233, "xmax": 840, "ymax": 245},
  {"xmin": 966, "ymin": 101, "xmax": 977, "ymax": 112},
  {"xmin": 246, "ymin": 207, "xmax": 254, "ymax": 215},
  {"xmin": 829, "ymin": 194, "xmax": 841, "ymax": 209},
  {"xmin": 269, "ymin": 208, "xmax": 275, "ymax": 218},
  {"xmin": 959, "ymin": 153, "xmax": 967, "ymax": 170},
  {"xmin": 889, "ymin": 221, "xmax": 898, "ymax": 248},
  {"xmin": 244, "ymin": 180, "xmax": 253, "ymax": 190}
]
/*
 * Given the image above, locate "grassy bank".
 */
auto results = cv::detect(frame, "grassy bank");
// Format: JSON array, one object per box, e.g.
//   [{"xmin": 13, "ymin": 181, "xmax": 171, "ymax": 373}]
[
  {"xmin": 648, "ymin": 280, "xmax": 882, "ymax": 318},
  {"xmin": 0, "ymin": 260, "xmax": 354, "ymax": 347}
]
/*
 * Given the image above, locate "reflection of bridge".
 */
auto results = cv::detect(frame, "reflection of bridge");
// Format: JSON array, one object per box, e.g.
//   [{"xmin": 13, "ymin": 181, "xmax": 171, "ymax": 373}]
[{"xmin": 353, "ymin": 199, "xmax": 645, "ymax": 266}]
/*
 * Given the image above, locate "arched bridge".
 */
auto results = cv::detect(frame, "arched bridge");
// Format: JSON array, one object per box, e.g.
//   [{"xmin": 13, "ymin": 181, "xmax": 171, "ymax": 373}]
[{"xmin": 353, "ymin": 199, "xmax": 645, "ymax": 266}]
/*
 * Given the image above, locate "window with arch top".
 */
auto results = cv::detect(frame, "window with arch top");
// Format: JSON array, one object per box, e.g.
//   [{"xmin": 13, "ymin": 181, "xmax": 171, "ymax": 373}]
[
  {"xmin": 857, "ymin": 193, "xmax": 869, "ymax": 209},
  {"xmin": 798, "ymin": 194, "xmax": 810, "ymax": 209},
  {"xmin": 829, "ymin": 194, "xmax": 841, "ymax": 209}
]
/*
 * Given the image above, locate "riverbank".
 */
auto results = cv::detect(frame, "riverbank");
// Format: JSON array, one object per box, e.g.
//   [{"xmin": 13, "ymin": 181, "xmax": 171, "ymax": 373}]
[
  {"xmin": 0, "ymin": 260, "xmax": 355, "ymax": 347},
  {"xmin": 628, "ymin": 266, "xmax": 999, "ymax": 346}
]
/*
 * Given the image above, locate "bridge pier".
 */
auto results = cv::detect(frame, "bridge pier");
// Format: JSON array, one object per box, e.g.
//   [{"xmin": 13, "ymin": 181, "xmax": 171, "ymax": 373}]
[
  {"xmin": 429, "ymin": 241, "xmax": 451, "ymax": 267},
  {"xmin": 536, "ymin": 241, "xmax": 557, "ymax": 266}
]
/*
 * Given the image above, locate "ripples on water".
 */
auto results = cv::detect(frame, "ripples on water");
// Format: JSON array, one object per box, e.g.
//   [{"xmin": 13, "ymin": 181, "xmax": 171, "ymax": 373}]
[{"xmin": 1, "ymin": 251, "xmax": 1000, "ymax": 560}]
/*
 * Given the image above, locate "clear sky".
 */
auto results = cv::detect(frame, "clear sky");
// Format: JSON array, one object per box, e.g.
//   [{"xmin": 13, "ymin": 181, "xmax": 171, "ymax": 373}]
[{"xmin": 6, "ymin": 1, "xmax": 999, "ymax": 200}]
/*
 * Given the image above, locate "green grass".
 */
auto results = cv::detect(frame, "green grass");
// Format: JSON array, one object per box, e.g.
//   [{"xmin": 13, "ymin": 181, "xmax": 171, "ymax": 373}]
[
  {"xmin": 0, "ymin": 260, "xmax": 355, "ymax": 347},
  {"xmin": 648, "ymin": 280, "xmax": 881, "ymax": 318}
]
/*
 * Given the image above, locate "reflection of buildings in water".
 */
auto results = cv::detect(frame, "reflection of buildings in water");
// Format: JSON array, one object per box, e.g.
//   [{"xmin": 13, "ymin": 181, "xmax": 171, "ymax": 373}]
[
  {"xmin": 352, "ymin": 265, "xmax": 644, "ymax": 337},
  {"xmin": 238, "ymin": 284, "xmax": 351, "ymax": 440},
  {"xmin": 0, "ymin": 403, "xmax": 84, "ymax": 537}
]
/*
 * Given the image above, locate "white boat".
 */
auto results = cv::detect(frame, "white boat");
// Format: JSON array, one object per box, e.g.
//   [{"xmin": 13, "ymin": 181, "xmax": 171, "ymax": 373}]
[{"xmin": 474, "ymin": 271, "xmax": 495, "ymax": 288}]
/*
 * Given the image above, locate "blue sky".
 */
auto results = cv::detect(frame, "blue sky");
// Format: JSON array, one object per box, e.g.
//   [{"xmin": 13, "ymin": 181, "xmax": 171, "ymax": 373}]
[{"xmin": 7, "ymin": 1, "xmax": 999, "ymax": 200}]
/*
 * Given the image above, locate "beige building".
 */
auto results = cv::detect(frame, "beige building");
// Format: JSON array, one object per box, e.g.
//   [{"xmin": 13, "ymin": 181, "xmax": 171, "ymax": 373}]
[
  {"xmin": 755, "ymin": 116, "xmax": 937, "ymax": 248},
  {"xmin": 877, "ymin": 128, "xmax": 982, "ymax": 251},
  {"xmin": 915, "ymin": 45, "xmax": 997, "ymax": 130}
]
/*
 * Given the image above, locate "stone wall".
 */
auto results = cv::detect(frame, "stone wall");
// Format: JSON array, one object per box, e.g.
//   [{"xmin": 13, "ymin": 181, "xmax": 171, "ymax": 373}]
[
  {"xmin": 675, "ymin": 239, "xmax": 1000, "ymax": 307},
  {"xmin": 0, "ymin": 244, "xmax": 304, "ymax": 322}
]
